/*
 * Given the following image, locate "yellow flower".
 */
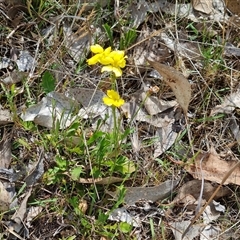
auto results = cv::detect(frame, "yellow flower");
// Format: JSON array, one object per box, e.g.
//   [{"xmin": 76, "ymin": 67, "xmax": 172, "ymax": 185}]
[
  {"xmin": 87, "ymin": 45, "xmax": 127, "ymax": 77},
  {"xmin": 87, "ymin": 44, "xmax": 112, "ymax": 65},
  {"xmin": 110, "ymin": 50, "xmax": 127, "ymax": 68},
  {"xmin": 101, "ymin": 50, "xmax": 127, "ymax": 77},
  {"xmin": 103, "ymin": 90, "xmax": 125, "ymax": 107}
]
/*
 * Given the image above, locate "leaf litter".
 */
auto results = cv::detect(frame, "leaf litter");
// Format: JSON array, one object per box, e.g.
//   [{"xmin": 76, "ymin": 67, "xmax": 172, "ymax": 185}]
[
  {"xmin": 21, "ymin": 91, "xmax": 79, "ymax": 129},
  {"xmin": 1, "ymin": 0, "xmax": 240, "ymax": 238}
]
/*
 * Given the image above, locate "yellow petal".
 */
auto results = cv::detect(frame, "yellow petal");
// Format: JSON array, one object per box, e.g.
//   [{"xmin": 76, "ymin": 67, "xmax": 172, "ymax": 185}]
[
  {"xmin": 114, "ymin": 98, "xmax": 125, "ymax": 107},
  {"xmin": 104, "ymin": 47, "xmax": 112, "ymax": 54},
  {"xmin": 109, "ymin": 51, "xmax": 127, "ymax": 68},
  {"xmin": 110, "ymin": 50, "xmax": 124, "ymax": 59},
  {"xmin": 101, "ymin": 66, "xmax": 122, "ymax": 77},
  {"xmin": 102, "ymin": 96, "xmax": 113, "ymax": 106},
  {"xmin": 99, "ymin": 56, "xmax": 114, "ymax": 65},
  {"xmin": 87, "ymin": 54, "xmax": 101, "ymax": 65},
  {"xmin": 107, "ymin": 90, "xmax": 120, "ymax": 100},
  {"xmin": 118, "ymin": 58, "xmax": 126, "ymax": 68},
  {"xmin": 101, "ymin": 65, "xmax": 114, "ymax": 73},
  {"xmin": 111, "ymin": 67, "xmax": 122, "ymax": 77},
  {"xmin": 103, "ymin": 90, "xmax": 125, "ymax": 107},
  {"xmin": 90, "ymin": 44, "xmax": 104, "ymax": 54}
]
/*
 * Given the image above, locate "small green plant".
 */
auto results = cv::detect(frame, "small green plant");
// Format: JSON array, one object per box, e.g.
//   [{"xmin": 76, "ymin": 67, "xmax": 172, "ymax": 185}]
[
  {"xmin": 1, "ymin": 83, "xmax": 18, "ymax": 120},
  {"xmin": 103, "ymin": 23, "xmax": 114, "ymax": 47},
  {"xmin": 120, "ymin": 28, "xmax": 137, "ymax": 50},
  {"xmin": 201, "ymin": 44, "xmax": 224, "ymax": 72},
  {"xmin": 43, "ymin": 43, "xmax": 135, "ymax": 238},
  {"xmin": 41, "ymin": 70, "xmax": 56, "ymax": 93},
  {"xmin": 186, "ymin": 22, "xmax": 199, "ymax": 41}
]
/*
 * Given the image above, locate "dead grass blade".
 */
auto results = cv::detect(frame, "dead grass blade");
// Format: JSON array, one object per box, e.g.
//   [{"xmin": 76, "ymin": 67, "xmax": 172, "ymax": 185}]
[{"xmin": 147, "ymin": 60, "xmax": 191, "ymax": 115}]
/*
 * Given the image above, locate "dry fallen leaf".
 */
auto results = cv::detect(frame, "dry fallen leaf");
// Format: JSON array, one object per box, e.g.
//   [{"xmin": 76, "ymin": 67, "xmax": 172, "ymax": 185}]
[
  {"xmin": 11, "ymin": 188, "xmax": 32, "ymax": 224},
  {"xmin": 211, "ymin": 89, "xmax": 240, "ymax": 115},
  {"xmin": 108, "ymin": 207, "xmax": 140, "ymax": 227},
  {"xmin": 192, "ymin": 0, "xmax": 213, "ymax": 14},
  {"xmin": 78, "ymin": 199, "xmax": 88, "ymax": 214},
  {"xmin": 147, "ymin": 60, "xmax": 191, "ymax": 115},
  {"xmin": 26, "ymin": 206, "xmax": 43, "ymax": 228},
  {"xmin": 186, "ymin": 150, "xmax": 240, "ymax": 185},
  {"xmin": 174, "ymin": 180, "xmax": 230, "ymax": 207},
  {"xmin": 203, "ymin": 201, "xmax": 225, "ymax": 224},
  {"xmin": 110, "ymin": 179, "xmax": 179, "ymax": 206},
  {"xmin": 0, "ymin": 126, "xmax": 12, "ymax": 168},
  {"xmin": 224, "ymin": 0, "xmax": 240, "ymax": 16},
  {"xmin": 229, "ymin": 117, "xmax": 240, "ymax": 142},
  {"xmin": 0, "ymin": 181, "xmax": 11, "ymax": 212},
  {"xmin": 21, "ymin": 91, "xmax": 79, "ymax": 129},
  {"xmin": 170, "ymin": 220, "xmax": 202, "ymax": 240},
  {"xmin": 154, "ymin": 124, "xmax": 178, "ymax": 158}
]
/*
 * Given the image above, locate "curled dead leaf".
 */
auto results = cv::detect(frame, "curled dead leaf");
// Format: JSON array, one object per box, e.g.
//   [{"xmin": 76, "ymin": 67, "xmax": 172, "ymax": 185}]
[
  {"xmin": 174, "ymin": 180, "xmax": 230, "ymax": 208},
  {"xmin": 192, "ymin": 0, "xmax": 213, "ymax": 14},
  {"xmin": 78, "ymin": 199, "xmax": 88, "ymax": 214},
  {"xmin": 186, "ymin": 151, "xmax": 240, "ymax": 185},
  {"xmin": 147, "ymin": 60, "xmax": 191, "ymax": 115}
]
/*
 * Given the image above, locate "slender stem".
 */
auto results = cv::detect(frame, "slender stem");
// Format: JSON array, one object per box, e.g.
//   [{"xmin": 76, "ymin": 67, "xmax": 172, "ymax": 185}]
[
  {"xmin": 111, "ymin": 73, "xmax": 116, "ymax": 90},
  {"xmin": 112, "ymin": 106, "xmax": 119, "ymax": 158}
]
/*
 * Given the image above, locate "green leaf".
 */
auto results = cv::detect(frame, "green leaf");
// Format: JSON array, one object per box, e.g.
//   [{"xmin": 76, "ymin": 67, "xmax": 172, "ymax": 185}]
[
  {"xmin": 55, "ymin": 155, "xmax": 67, "ymax": 169},
  {"xmin": 66, "ymin": 236, "xmax": 76, "ymax": 240},
  {"xmin": 121, "ymin": 159, "xmax": 136, "ymax": 174},
  {"xmin": 120, "ymin": 29, "xmax": 137, "ymax": 50},
  {"xmin": 119, "ymin": 222, "xmax": 132, "ymax": 233},
  {"xmin": 103, "ymin": 23, "xmax": 113, "ymax": 47},
  {"xmin": 41, "ymin": 71, "xmax": 56, "ymax": 93},
  {"xmin": 70, "ymin": 166, "xmax": 83, "ymax": 180}
]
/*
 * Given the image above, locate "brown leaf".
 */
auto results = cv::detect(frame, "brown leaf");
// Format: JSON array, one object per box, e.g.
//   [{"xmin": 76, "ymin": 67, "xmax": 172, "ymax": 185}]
[
  {"xmin": 78, "ymin": 199, "xmax": 88, "ymax": 214},
  {"xmin": 11, "ymin": 188, "xmax": 32, "ymax": 225},
  {"xmin": 0, "ymin": 181, "xmax": 11, "ymax": 211},
  {"xmin": 174, "ymin": 180, "xmax": 230, "ymax": 208},
  {"xmin": 224, "ymin": 0, "xmax": 240, "ymax": 16},
  {"xmin": 0, "ymin": 126, "xmax": 13, "ymax": 168},
  {"xmin": 147, "ymin": 60, "xmax": 191, "ymax": 115},
  {"xmin": 186, "ymin": 151, "xmax": 240, "ymax": 185},
  {"xmin": 192, "ymin": 0, "xmax": 213, "ymax": 14}
]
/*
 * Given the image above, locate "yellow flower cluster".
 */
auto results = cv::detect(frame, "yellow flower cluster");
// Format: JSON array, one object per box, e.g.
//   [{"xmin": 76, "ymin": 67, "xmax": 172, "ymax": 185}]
[{"xmin": 87, "ymin": 44, "xmax": 127, "ymax": 77}]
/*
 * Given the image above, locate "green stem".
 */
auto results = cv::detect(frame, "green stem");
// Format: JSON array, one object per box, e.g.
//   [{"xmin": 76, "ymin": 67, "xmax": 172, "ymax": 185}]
[
  {"xmin": 112, "ymin": 106, "xmax": 119, "ymax": 159},
  {"xmin": 111, "ymin": 73, "xmax": 116, "ymax": 90}
]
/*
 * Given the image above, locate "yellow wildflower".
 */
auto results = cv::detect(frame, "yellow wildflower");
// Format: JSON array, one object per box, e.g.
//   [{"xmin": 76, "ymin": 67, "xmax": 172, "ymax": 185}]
[
  {"xmin": 87, "ymin": 45, "xmax": 127, "ymax": 77},
  {"xmin": 87, "ymin": 44, "xmax": 112, "ymax": 65},
  {"xmin": 103, "ymin": 90, "xmax": 125, "ymax": 107},
  {"xmin": 101, "ymin": 50, "xmax": 127, "ymax": 77}
]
